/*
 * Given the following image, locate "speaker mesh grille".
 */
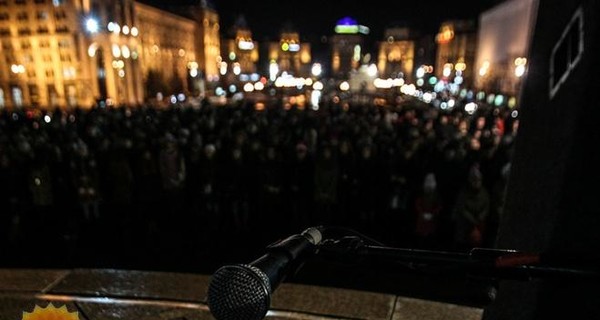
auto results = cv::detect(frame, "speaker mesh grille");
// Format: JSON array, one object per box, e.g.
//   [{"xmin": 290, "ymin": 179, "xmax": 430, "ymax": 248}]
[{"xmin": 207, "ymin": 264, "xmax": 271, "ymax": 320}]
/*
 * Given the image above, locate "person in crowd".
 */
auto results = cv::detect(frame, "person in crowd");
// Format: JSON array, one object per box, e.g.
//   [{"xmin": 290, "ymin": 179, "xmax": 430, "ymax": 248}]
[
  {"xmin": 0, "ymin": 95, "xmax": 518, "ymax": 268},
  {"xmin": 453, "ymin": 165, "xmax": 490, "ymax": 248},
  {"xmin": 414, "ymin": 173, "xmax": 442, "ymax": 247}
]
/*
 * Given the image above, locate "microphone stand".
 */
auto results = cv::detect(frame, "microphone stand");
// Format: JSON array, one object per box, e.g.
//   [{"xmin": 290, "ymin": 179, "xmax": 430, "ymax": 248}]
[{"xmin": 315, "ymin": 235, "xmax": 600, "ymax": 282}]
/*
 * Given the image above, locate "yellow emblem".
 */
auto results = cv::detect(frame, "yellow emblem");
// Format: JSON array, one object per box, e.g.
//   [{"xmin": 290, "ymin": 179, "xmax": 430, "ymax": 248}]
[{"xmin": 22, "ymin": 303, "xmax": 80, "ymax": 320}]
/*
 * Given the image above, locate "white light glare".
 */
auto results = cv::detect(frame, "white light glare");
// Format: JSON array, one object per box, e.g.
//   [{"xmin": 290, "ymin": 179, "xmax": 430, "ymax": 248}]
[
  {"xmin": 465, "ymin": 102, "xmax": 478, "ymax": 114},
  {"xmin": 86, "ymin": 18, "xmax": 99, "ymax": 33},
  {"xmin": 311, "ymin": 63, "xmax": 322, "ymax": 77}
]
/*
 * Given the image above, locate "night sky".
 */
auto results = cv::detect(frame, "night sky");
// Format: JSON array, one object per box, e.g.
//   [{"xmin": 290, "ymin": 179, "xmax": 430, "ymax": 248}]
[
  {"xmin": 213, "ymin": 0, "xmax": 500, "ymax": 40},
  {"xmin": 146, "ymin": 0, "xmax": 501, "ymax": 62}
]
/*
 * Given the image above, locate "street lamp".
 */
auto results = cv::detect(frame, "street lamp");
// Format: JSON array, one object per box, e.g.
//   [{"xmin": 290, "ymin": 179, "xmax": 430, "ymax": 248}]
[{"xmin": 85, "ymin": 17, "xmax": 99, "ymax": 33}]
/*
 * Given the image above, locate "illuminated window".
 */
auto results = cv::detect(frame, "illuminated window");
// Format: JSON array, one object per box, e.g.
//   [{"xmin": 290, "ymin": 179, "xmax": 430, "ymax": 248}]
[
  {"xmin": 0, "ymin": 28, "xmax": 9, "ymax": 36},
  {"xmin": 36, "ymin": 11, "xmax": 48, "ymax": 20},
  {"xmin": 550, "ymin": 7, "xmax": 584, "ymax": 99},
  {"xmin": 0, "ymin": 13, "xmax": 8, "ymax": 20},
  {"xmin": 18, "ymin": 27, "xmax": 31, "ymax": 35},
  {"xmin": 52, "ymin": 0, "xmax": 63, "ymax": 6},
  {"xmin": 58, "ymin": 39, "xmax": 70, "ymax": 48},
  {"xmin": 54, "ymin": 11, "xmax": 66, "ymax": 19},
  {"xmin": 20, "ymin": 40, "xmax": 30, "ymax": 49},
  {"xmin": 45, "ymin": 69, "xmax": 54, "ymax": 78},
  {"xmin": 39, "ymin": 40, "xmax": 50, "ymax": 47},
  {"xmin": 16, "ymin": 12, "xmax": 27, "ymax": 20},
  {"xmin": 37, "ymin": 26, "xmax": 49, "ymax": 34},
  {"xmin": 55, "ymin": 25, "xmax": 69, "ymax": 33}
]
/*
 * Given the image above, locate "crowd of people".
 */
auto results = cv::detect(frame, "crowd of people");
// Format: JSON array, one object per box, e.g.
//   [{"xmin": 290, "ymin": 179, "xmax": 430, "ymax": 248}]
[{"xmin": 0, "ymin": 98, "xmax": 518, "ymax": 271}]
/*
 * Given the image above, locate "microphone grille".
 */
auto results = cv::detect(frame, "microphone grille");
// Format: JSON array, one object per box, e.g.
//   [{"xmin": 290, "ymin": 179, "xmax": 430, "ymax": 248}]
[{"xmin": 207, "ymin": 264, "xmax": 272, "ymax": 320}]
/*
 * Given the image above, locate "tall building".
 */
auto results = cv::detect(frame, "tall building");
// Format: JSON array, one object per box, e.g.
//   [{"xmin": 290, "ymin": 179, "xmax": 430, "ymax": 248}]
[
  {"xmin": 267, "ymin": 27, "xmax": 311, "ymax": 78},
  {"xmin": 475, "ymin": 0, "xmax": 537, "ymax": 96},
  {"xmin": 220, "ymin": 16, "xmax": 259, "ymax": 77},
  {"xmin": 377, "ymin": 27, "xmax": 415, "ymax": 82},
  {"xmin": 330, "ymin": 17, "xmax": 369, "ymax": 79},
  {"xmin": 434, "ymin": 20, "xmax": 478, "ymax": 88},
  {"xmin": 0, "ymin": 0, "xmax": 220, "ymax": 109}
]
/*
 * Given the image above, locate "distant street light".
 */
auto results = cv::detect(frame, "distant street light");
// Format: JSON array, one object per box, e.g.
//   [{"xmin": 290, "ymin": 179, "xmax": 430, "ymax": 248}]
[
  {"xmin": 85, "ymin": 18, "xmax": 99, "ymax": 33},
  {"xmin": 311, "ymin": 63, "xmax": 322, "ymax": 77}
]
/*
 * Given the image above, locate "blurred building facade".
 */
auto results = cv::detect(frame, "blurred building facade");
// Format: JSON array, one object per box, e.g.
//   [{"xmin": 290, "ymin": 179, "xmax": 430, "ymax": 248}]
[
  {"xmin": 435, "ymin": 20, "xmax": 478, "ymax": 89},
  {"xmin": 0, "ymin": 0, "xmax": 220, "ymax": 109},
  {"xmin": 475, "ymin": 0, "xmax": 537, "ymax": 96},
  {"xmin": 220, "ymin": 16, "xmax": 259, "ymax": 78},
  {"xmin": 330, "ymin": 17, "xmax": 369, "ymax": 79},
  {"xmin": 267, "ymin": 28, "xmax": 311, "ymax": 77},
  {"xmin": 377, "ymin": 27, "xmax": 415, "ymax": 82}
]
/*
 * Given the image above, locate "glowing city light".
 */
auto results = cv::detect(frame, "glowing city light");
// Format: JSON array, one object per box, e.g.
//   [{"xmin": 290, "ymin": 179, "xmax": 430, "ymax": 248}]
[
  {"xmin": 233, "ymin": 63, "xmax": 241, "ymax": 75},
  {"xmin": 311, "ymin": 90, "xmax": 321, "ymax": 110},
  {"xmin": 190, "ymin": 68, "xmax": 198, "ymax": 77},
  {"xmin": 515, "ymin": 64, "xmax": 526, "ymax": 77},
  {"xmin": 311, "ymin": 63, "xmax": 322, "ymax": 77},
  {"xmin": 11, "ymin": 64, "xmax": 25, "ymax": 74},
  {"xmin": 374, "ymin": 78, "xmax": 393, "ymax": 89},
  {"xmin": 443, "ymin": 63, "xmax": 453, "ymax": 77},
  {"xmin": 353, "ymin": 45, "xmax": 361, "ymax": 62},
  {"xmin": 242, "ymin": 83, "xmax": 254, "ymax": 93},
  {"xmin": 416, "ymin": 67, "xmax": 425, "ymax": 79},
  {"xmin": 112, "ymin": 44, "xmax": 121, "ymax": 58},
  {"xmin": 269, "ymin": 61, "xmax": 279, "ymax": 81},
  {"xmin": 339, "ymin": 81, "xmax": 350, "ymax": 91},
  {"xmin": 313, "ymin": 81, "xmax": 324, "ymax": 91},
  {"xmin": 122, "ymin": 25, "xmax": 130, "ymax": 35},
  {"xmin": 254, "ymin": 82, "xmax": 265, "ymax": 91},
  {"xmin": 112, "ymin": 23, "xmax": 121, "ymax": 34},
  {"xmin": 44, "ymin": 115, "xmax": 51, "ymax": 123},
  {"xmin": 367, "ymin": 64, "xmax": 378, "ymax": 77},
  {"xmin": 85, "ymin": 18, "xmax": 99, "ymax": 33},
  {"xmin": 121, "ymin": 45, "xmax": 130, "ymax": 59},
  {"xmin": 479, "ymin": 61, "xmax": 490, "ymax": 77},
  {"xmin": 448, "ymin": 99, "xmax": 456, "ymax": 108},
  {"xmin": 495, "ymin": 95, "xmax": 505, "ymax": 106},
  {"xmin": 238, "ymin": 40, "xmax": 254, "ymax": 50},
  {"xmin": 131, "ymin": 26, "xmax": 139, "ymax": 37},
  {"xmin": 400, "ymin": 84, "xmax": 417, "ymax": 95},
  {"xmin": 423, "ymin": 92, "xmax": 433, "ymax": 103},
  {"xmin": 465, "ymin": 102, "xmax": 478, "ymax": 114},
  {"xmin": 88, "ymin": 43, "xmax": 98, "ymax": 57}
]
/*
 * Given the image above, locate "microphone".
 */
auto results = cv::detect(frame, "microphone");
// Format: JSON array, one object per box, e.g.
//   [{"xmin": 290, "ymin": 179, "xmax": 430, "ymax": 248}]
[{"xmin": 207, "ymin": 227, "xmax": 323, "ymax": 320}]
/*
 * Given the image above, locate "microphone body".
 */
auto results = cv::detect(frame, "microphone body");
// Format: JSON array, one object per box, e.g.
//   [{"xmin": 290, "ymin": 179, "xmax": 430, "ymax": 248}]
[{"xmin": 207, "ymin": 227, "xmax": 322, "ymax": 320}]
